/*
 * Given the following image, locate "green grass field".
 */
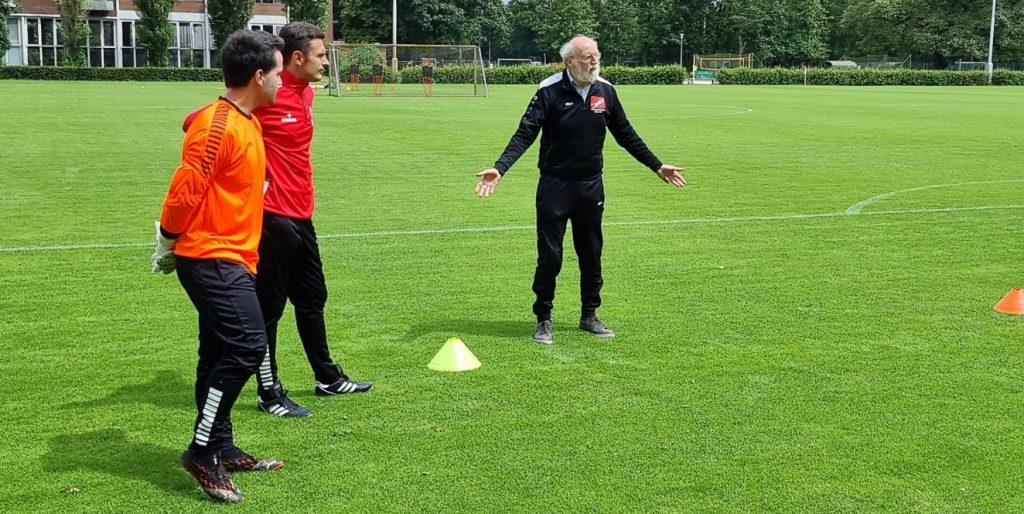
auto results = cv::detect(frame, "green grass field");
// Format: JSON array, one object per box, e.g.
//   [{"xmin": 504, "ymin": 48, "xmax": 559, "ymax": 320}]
[{"xmin": 1, "ymin": 80, "xmax": 1024, "ymax": 512}]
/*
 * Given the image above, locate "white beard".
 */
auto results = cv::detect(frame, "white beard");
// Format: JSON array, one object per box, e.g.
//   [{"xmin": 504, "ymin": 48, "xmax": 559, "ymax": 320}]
[{"xmin": 576, "ymin": 64, "xmax": 600, "ymax": 85}]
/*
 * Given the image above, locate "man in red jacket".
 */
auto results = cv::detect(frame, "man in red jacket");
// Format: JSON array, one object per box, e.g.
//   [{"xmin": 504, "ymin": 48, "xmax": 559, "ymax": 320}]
[{"xmin": 252, "ymin": 22, "xmax": 372, "ymax": 417}]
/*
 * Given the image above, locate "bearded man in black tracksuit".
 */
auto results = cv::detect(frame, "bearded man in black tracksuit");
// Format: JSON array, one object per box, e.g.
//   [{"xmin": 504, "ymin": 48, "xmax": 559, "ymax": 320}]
[{"xmin": 475, "ymin": 35, "xmax": 686, "ymax": 345}]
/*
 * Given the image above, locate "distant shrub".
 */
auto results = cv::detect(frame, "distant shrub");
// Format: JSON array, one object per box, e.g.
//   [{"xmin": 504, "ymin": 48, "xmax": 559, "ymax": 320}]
[
  {"xmin": 0, "ymin": 66, "xmax": 222, "ymax": 81},
  {"xmin": 717, "ymin": 67, "xmax": 1024, "ymax": 86}
]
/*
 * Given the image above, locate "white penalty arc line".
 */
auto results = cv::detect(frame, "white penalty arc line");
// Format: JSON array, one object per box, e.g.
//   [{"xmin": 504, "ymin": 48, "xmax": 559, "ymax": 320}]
[
  {"xmin": 844, "ymin": 179, "xmax": 1024, "ymax": 215},
  {"xmin": 3, "ymin": 203, "xmax": 1023, "ymax": 254}
]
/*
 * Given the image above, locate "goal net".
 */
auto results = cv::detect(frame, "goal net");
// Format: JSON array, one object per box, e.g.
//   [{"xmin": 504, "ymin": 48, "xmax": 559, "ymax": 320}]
[
  {"xmin": 327, "ymin": 43, "xmax": 488, "ymax": 97},
  {"xmin": 691, "ymin": 53, "xmax": 754, "ymax": 81},
  {"xmin": 839, "ymin": 54, "xmax": 912, "ymax": 70}
]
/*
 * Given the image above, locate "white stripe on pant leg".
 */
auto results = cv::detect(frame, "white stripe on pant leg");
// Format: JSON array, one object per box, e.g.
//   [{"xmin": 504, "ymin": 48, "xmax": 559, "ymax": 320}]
[
  {"xmin": 259, "ymin": 350, "xmax": 274, "ymax": 389},
  {"xmin": 194, "ymin": 387, "xmax": 224, "ymax": 447}
]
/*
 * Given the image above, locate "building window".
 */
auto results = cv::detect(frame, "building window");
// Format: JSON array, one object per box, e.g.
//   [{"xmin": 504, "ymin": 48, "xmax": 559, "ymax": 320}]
[
  {"xmin": 120, "ymin": 21, "xmax": 147, "ymax": 67},
  {"xmin": 250, "ymin": 24, "xmax": 282, "ymax": 34},
  {"xmin": 86, "ymin": 19, "xmax": 116, "ymax": 67},
  {"xmin": 25, "ymin": 17, "xmax": 61, "ymax": 66},
  {"xmin": 5, "ymin": 18, "xmax": 22, "ymax": 65},
  {"xmin": 169, "ymin": 21, "xmax": 205, "ymax": 67},
  {"xmin": 255, "ymin": 0, "xmax": 283, "ymax": 4}
]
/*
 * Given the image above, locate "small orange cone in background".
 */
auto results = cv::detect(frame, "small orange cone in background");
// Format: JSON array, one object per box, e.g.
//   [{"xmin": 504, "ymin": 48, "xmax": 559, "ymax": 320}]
[{"xmin": 994, "ymin": 288, "xmax": 1024, "ymax": 314}]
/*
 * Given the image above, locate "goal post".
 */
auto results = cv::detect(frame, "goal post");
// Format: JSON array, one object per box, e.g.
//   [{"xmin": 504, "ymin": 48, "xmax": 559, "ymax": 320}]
[
  {"xmin": 328, "ymin": 43, "xmax": 488, "ymax": 97},
  {"xmin": 690, "ymin": 53, "xmax": 754, "ymax": 82},
  {"xmin": 692, "ymin": 53, "xmax": 754, "ymax": 72}
]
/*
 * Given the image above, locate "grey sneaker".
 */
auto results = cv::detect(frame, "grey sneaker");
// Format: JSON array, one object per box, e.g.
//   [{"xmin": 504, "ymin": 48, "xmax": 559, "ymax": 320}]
[
  {"xmin": 533, "ymin": 320, "xmax": 553, "ymax": 344},
  {"xmin": 579, "ymin": 316, "xmax": 614, "ymax": 338}
]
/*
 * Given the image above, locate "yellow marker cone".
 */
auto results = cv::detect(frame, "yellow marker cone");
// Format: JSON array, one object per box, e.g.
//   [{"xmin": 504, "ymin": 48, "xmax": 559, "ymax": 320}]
[{"xmin": 427, "ymin": 337, "xmax": 481, "ymax": 372}]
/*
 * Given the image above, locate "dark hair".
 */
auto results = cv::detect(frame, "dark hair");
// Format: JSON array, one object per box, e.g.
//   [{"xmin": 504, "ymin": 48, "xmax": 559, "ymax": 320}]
[
  {"xmin": 280, "ymin": 22, "xmax": 326, "ymax": 65},
  {"xmin": 221, "ymin": 30, "xmax": 284, "ymax": 88}
]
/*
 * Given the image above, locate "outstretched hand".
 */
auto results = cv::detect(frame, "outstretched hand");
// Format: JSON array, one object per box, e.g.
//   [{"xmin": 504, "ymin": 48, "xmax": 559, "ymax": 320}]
[
  {"xmin": 475, "ymin": 168, "xmax": 502, "ymax": 197},
  {"xmin": 656, "ymin": 164, "xmax": 686, "ymax": 187}
]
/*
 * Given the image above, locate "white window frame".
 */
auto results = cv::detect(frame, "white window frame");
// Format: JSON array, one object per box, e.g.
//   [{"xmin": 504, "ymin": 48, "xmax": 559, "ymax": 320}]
[
  {"xmin": 85, "ymin": 18, "xmax": 117, "ymax": 67},
  {"xmin": 24, "ymin": 16, "xmax": 61, "ymax": 66},
  {"xmin": 169, "ymin": 21, "xmax": 206, "ymax": 68},
  {"xmin": 5, "ymin": 17, "xmax": 23, "ymax": 65}
]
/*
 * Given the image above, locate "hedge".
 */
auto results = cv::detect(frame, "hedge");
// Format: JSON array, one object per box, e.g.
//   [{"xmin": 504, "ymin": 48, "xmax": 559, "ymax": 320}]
[
  {"xmin": 717, "ymin": 67, "xmax": 1024, "ymax": 86},
  {"xmin": 394, "ymin": 64, "xmax": 688, "ymax": 85},
  {"xmin": 0, "ymin": 66, "xmax": 222, "ymax": 81},
  {"xmin": 0, "ymin": 64, "xmax": 689, "ymax": 85}
]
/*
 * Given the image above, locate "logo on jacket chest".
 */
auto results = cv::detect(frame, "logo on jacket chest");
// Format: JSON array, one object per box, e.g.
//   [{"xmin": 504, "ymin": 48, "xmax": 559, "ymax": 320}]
[
  {"xmin": 281, "ymin": 113, "xmax": 298, "ymax": 124},
  {"xmin": 589, "ymin": 96, "xmax": 606, "ymax": 113}
]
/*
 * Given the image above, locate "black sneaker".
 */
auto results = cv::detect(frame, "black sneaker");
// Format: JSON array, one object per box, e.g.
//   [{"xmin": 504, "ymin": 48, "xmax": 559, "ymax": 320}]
[
  {"xmin": 315, "ymin": 377, "xmax": 373, "ymax": 396},
  {"xmin": 258, "ymin": 385, "xmax": 313, "ymax": 417},
  {"xmin": 181, "ymin": 450, "xmax": 243, "ymax": 503},
  {"xmin": 579, "ymin": 316, "xmax": 615, "ymax": 338},
  {"xmin": 222, "ymin": 447, "xmax": 284, "ymax": 472},
  {"xmin": 533, "ymin": 320, "xmax": 553, "ymax": 344}
]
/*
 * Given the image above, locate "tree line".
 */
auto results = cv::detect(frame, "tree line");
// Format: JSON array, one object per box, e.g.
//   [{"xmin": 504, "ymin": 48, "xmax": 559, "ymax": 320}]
[
  {"xmin": 4, "ymin": 0, "xmax": 1022, "ymax": 69},
  {"xmin": 335, "ymin": 0, "xmax": 1024, "ymax": 69}
]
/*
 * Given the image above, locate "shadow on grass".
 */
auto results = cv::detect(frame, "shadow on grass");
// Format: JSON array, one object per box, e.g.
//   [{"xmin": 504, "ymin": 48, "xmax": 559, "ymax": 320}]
[
  {"xmin": 402, "ymin": 319, "xmax": 541, "ymax": 343},
  {"xmin": 64, "ymin": 370, "xmax": 193, "ymax": 410},
  {"xmin": 43, "ymin": 429, "xmax": 196, "ymax": 500}
]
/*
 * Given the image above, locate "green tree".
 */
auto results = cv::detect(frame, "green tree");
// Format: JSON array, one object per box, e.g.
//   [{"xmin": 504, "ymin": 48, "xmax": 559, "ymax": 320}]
[
  {"xmin": 209, "ymin": 0, "xmax": 256, "ymax": 55},
  {"xmin": 505, "ymin": 0, "xmax": 543, "ymax": 58},
  {"xmin": 537, "ymin": 0, "xmax": 597, "ymax": 58},
  {"xmin": 58, "ymin": 0, "xmax": 89, "ymax": 66},
  {"xmin": 592, "ymin": 0, "xmax": 638, "ymax": 64},
  {"xmin": 631, "ymin": 0, "xmax": 682, "ymax": 64},
  {"xmin": 136, "ymin": 0, "xmax": 175, "ymax": 67},
  {"xmin": 840, "ymin": 0, "xmax": 1024, "ymax": 68},
  {"xmin": 286, "ymin": 0, "xmax": 329, "ymax": 29},
  {"xmin": 402, "ymin": 0, "xmax": 466, "ymax": 44},
  {"xmin": 460, "ymin": 0, "xmax": 510, "ymax": 47},
  {"xmin": 335, "ymin": 0, "xmax": 391, "ymax": 41},
  {"xmin": 0, "ymin": 0, "xmax": 20, "ymax": 64}
]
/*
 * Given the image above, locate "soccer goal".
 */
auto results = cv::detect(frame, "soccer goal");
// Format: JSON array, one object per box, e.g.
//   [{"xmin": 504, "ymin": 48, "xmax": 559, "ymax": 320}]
[
  {"xmin": 327, "ymin": 43, "xmax": 488, "ymax": 97},
  {"xmin": 952, "ymin": 60, "xmax": 986, "ymax": 71},
  {"xmin": 496, "ymin": 58, "xmax": 535, "ymax": 66},
  {"xmin": 691, "ymin": 53, "xmax": 754, "ymax": 83},
  {"xmin": 840, "ymin": 54, "xmax": 912, "ymax": 70}
]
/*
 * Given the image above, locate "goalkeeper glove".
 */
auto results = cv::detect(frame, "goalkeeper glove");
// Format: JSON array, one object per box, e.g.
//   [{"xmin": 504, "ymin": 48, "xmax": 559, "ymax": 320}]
[{"xmin": 151, "ymin": 221, "xmax": 177, "ymax": 274}]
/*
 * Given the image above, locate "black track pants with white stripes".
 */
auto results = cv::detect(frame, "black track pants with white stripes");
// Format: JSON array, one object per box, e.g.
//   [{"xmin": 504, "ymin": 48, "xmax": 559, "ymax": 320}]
[
  {"xmin": 176, "ymin": 257, "xmax": 267, "ymax": 455},
  {"xmin": 255, "ymin": 213, "xmax": 346, "ymax": 398}
]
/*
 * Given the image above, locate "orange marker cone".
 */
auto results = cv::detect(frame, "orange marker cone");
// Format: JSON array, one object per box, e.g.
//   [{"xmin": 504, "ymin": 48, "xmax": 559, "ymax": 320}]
[{"xmin": 994, "ymin": 288, "xmax": 1024, "ymax": 314}]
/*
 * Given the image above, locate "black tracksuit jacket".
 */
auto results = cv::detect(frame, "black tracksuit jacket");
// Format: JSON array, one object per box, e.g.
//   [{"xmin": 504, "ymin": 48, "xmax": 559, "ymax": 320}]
[{"xmin": 494, "ymin": 70, "xmax": 662, "ymax": 179}]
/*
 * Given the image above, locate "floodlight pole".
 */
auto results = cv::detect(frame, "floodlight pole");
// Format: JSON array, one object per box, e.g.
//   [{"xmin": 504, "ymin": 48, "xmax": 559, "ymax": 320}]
[
  {"xmin": 986, "ymin": 0, "xmax": 996, "ymax": 84},
  {"xmin": 678, "ymin": 33, "xmax": 685, "ymax": 67},
  {"xmin": 391, "ymin": 0, "xmax": 399, "ymax": 73}
]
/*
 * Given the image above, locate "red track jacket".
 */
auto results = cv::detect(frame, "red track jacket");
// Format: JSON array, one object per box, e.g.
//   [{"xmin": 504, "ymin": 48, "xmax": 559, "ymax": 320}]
[{"xmin": 254, "ymin": 69, "xmax": 317, "ymax": 220}]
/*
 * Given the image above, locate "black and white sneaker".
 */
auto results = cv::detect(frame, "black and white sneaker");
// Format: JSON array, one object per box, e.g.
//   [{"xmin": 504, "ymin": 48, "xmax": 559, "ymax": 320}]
[
  {"xmin": 258, "ymin": 386, "xmax": 313, "ymax": 417},
  {"xmin": 181, "ymin": 450, "xmax": 243, "ymax": 503},
  {"xmin": 221, "ymin": 447, "xmax": 284, "ymax": 472},
  {"xmin": 315, "ymin": 377, "xmax": 373, "ymax": 396}
]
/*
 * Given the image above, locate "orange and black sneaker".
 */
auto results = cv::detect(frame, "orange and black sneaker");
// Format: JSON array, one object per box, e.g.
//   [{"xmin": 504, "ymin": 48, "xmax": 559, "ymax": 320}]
[
  {"xmin": 222, "ymin": 447, "xmax": 284, "ymax": 472},
  {"xmin": 181, "ymin": 449, "xmax": 243, "ymax": 503}
]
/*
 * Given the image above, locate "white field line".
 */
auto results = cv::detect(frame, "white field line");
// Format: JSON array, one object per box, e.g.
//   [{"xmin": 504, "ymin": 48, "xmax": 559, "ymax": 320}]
[
  {"xmin": 2, "ymin": 203, "xmax": 1023, "ymax": 254},
  {"xmin": 844, "ymin": 179, "xmax": 1024, "ymax": 215}
]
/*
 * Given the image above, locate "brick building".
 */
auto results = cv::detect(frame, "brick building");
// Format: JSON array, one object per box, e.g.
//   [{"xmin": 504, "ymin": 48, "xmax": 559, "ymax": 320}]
[{"xmin": 3, "ymin": 0, "xmax": 311, "ymax": 67}]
